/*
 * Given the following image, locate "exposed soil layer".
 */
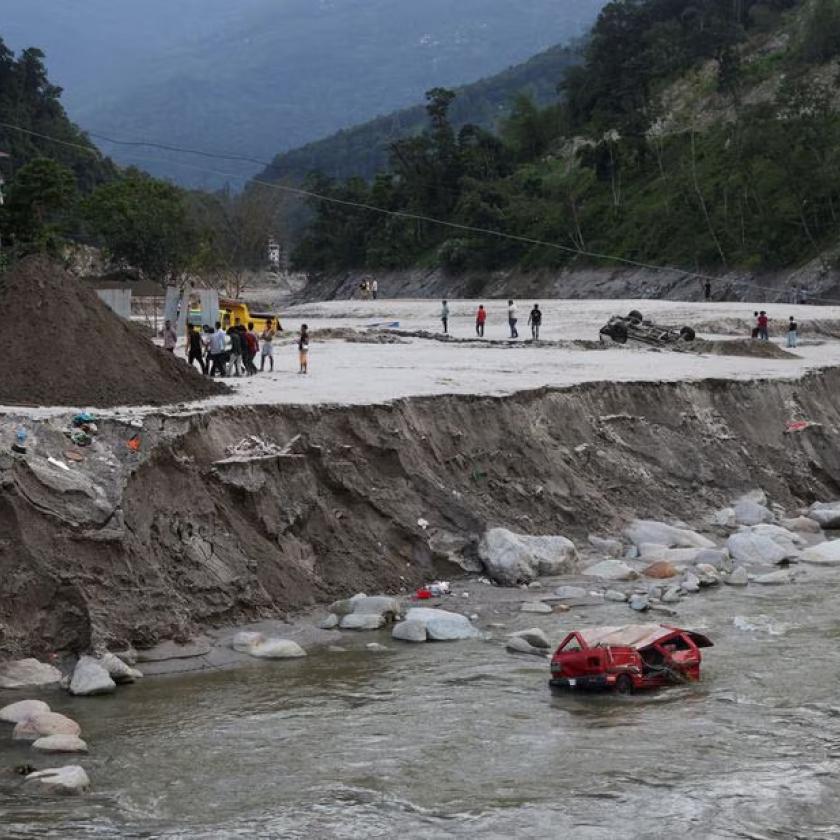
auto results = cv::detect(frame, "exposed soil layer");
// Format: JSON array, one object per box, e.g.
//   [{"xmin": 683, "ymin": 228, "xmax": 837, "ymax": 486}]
[
  {"xmin": 0, "ymin": 256, "xmax": 226, "ymax": 408},
  {"xmin": 2, "ymin": 369, "xmax": 840, "ymax": 658}
]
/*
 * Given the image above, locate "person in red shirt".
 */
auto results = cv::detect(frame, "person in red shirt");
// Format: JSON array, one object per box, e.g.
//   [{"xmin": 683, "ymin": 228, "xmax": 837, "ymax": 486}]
[
  {"xmin": 475, "ymin": 304, "xmax": 487, "ymax": 337},
  {"xmin": 757, "ymin": 311, "xmax": 769, "ymax": 341}
]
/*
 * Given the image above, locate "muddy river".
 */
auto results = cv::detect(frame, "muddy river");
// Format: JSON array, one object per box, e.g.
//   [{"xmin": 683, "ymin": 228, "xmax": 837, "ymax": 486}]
[{"xmin": 4, "ymin": 573, "xmax": 840, "ymax": 839}]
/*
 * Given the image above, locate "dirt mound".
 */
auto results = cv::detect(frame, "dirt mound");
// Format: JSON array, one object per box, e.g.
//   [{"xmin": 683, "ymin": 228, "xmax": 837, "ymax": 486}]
[
  {"xmin": 692, "ymin": 339, "xmax": 797, "ymax": 359},
  {"xmin": 0, "ymin": 256, "xmax": 227, "ymax": 408}
]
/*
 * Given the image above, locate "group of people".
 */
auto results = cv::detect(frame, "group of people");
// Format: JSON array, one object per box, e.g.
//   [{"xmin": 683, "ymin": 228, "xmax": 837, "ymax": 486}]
[
  {"xmin": 170, "ymin": 318, "xmax": 311, "ymax": 377},
  {"xmin": 751, "ymin": 311, "xmax": 799, "ymax": 347},
  {"xmin": 440, "ymin": 300, "xmax": 543, "ymax": 340},
  {"xmin": 358, "ymin": 278, "xmax": 378, "ymax": 300}
]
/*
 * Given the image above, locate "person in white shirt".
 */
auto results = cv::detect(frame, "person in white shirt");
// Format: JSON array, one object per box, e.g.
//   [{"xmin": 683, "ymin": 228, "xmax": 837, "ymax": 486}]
[
  {"xmin": 507, "ymin": 300, "xmax": 519, "ymax": 338},
  {"xmin": 208, "ymin": 322, "xmax": 227, "ymax": 377},
  {"xmin": 371, "ymin": 278, "xmax": 379, "ymax": 300}
]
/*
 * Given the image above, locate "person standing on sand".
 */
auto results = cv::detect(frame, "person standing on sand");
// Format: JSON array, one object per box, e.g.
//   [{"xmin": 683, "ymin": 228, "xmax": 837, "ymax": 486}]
[
  {"xmin": 260, "ymin": 319, "xmax": 276, "ymax": 372},
  {"xmin": 757, "ymin": 310, "xmax": 770, "ymax": 341},
  {"xmin": 187, "ymin": 324, "xmax": 206, "ymax": 373},
  {"xmin": 441, "ymin": 299, "xmax": 450, "ymax": 334},
  {"xmin": 298, "ymin": 324, "xmax": 310, "ymax": 374},
  {"xmin": 163, "ymin": 320, "xmax": 177, "ymax": 352},
  {"xmin": 227, "ymin": 324, "xmax": 243, "ymax": 376},
  {"xmin": 209, "ymin": 322, "xmax": 227, "ymax": 377},
  {"xmin": 244, "ymin": 322, "xmax": 259, "ymax": 375},
  {"xmin": 528, "ymin": 304, "xmax": 542, "ymax": 340},
  {"xmin": 507, "ymin": 300, "xmax": 519, "ymax": 338},
  {"xmin": 371, "ymin": 278, "xmax": 378, "ymax": 300},
  {"xmin": 475, "ymin": 304, "xmax": 486, "ymax": 337},
  {"xmin": 751, "ymin": 311, "xmax": 760, "ymax": 339},
  {"xmin": 787, "ymin": 316, "xmax": 799, "ymax": 348},
  {"xmin": 704, "ymin": 279, "xmax": 712, "ymax": 301}
]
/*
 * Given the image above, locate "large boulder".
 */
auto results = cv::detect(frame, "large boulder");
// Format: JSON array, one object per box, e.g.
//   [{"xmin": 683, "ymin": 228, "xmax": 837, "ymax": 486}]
[
  {"xmin": 403, "ymin": 608, "xmax": 480, "ymax": 641},
  {"xmin": 100, "ymin": 653, "xmax": 142, "ymax": 684},
  {"xmin": 0, "ymin": 658, "xmax": 61, "ymax": 690},
  {"xmin": 391, "ymin": 620, "xmax": 428, "ymax": 643},
  {"xmin": 582, "ymin": 559, "xmax": 638, "ymax": 581},
  {"xmin": 477, "ymin": 528, "xmax": 578, "ymax": 585},
  {"xmin": 749, "ymin": 524, "xmax": 805, "ymax": 550},
  {"xmin": 692, "ymin": 549, "xmax": 732, "ymax": 572},
  {"xmin": 727, "ymin": 532, "xmax": 789, "ymax": 566},
  {"xmin": 339, "ymin": 613, "xmax": 386, "ymax": 631},
  {"xmin": 69, "ymin": 656, "xmax": 116, "ymax": 696},
  {"xmin": 807, "ymin": 501, "xmax": 840, "ymax": 529},
  {"xmin": 624, "ymin": 520, "xmax": 714, "ymax": 550},
  {"xmin": 13, "ymin": 711, "xmax": 80, "ymax": 740},
  {"xmin": 32, "ymin": 734, "xmax": 88, "ymax": 754},
  {"xmin": 0, "ymin": 699, "xmax": 50, "ymax": 724},
  {"xmin": 25, "ymin": 765, "xmax": 90, "ymax": 795},
  {"xmin": 329, "ymin": 595, "xmax": 400, "ymax": 621},
  {"xmin": 801, "ymin": 540, "xmax": 840, "ymax": 566}
]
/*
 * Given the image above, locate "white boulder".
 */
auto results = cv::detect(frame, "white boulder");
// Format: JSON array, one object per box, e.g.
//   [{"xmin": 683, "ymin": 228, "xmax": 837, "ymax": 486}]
[
  {"xmin": 477, "ymin": 528, "xmax": 578, "ymax": 585},
  {"xmin": 319, "ymin": 614, "xmax": 339, "ymax": 630},
  {"xmin": 801, "ymin": 540, "xmax": 840, "ymax": 566},
  {"xmin": 402, "ymin": 608, "xmax": 479, "ymax": 641},
  {"xmin": 734, "ymin": 498, "xmax": 773, "ymax": 526},
  {"xmin": 13, "ymin": 711, "xmax": 80, "ymax": 740},
  {"xmin": 781, "ymin": 516, "xmax": 822, "ymax": 534},
  {"xmin": 249, "ymin": 639, "xmax": 306, "ymax": 659},
  {"xmin": 0, "ymin": 658, "xmax": 61, "ymax": 690},
  {"xmin": 339, "ymin": 613, "xmax": 386, "ymax": 631},
  {"xmin": 807, "ymin": 501, "xmax": 840, "ymax": 529},
  {"xmin": 25, "ymin": 765, "xmax": 90, "ymax": 795},
  {"xmin": 725, "ymin": 566, "xmax": 749, "ymax": 586},
  {"xmin": 32, "ymin": 734, "xmax": 88, "ymax": 754},
  {"xmin": 69, "ymin": 656, "xmax": 116, "ymax": 696},
  {"xmin": 727, "ymin": 532, "xmax": 789, "ymax": 566},
  {"xmin": 753, "ymin": 570, "xmax": 793, "ymax": 585},
  {"xmin": 232, "ymin": 631, "xmax": 265, "ymax": 652},
  {"xmin": 681, "ymin": 572, "xmax": 701, "ymax": 593},
  {"xmin": 605, "ymin": 589, "xmax": 628, "ymax": 602},
  {"xmin": 506, "ymin": 636, "xmax": 547, "ymax": 657},
  {"xmin": 582, "ymin": 559, "xmax": 638, "ymax": 581},
  {"xmin": 624, "ymin": 520, "xmax": 714, "ymax": 549},
  {"xmin": 0, "ymin": 699, "xmax": 50, "ymax": 724},
  {"xmin": 391, "ymin": 620, "xmax": 428, "ymax": 643}
]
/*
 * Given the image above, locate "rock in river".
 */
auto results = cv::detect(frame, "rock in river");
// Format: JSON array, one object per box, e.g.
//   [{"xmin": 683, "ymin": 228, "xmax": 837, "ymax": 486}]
[
  {"xmin": 629, "ymin": 594, "xmax": 650, "ymax": 611},
  {"xmin": 520, "ymin": 601, "xmax": 553, "ymax": 614},
  {"xmin": 734, "ymin": 498, "xmax": 773, "ymax": 526},
  {"xmin": 724, "ymin": 566, "xmax": 749, "ymax": 586},
  {"xmin": 477, "ymin": 528, "xmax": 578, "ymax": 585},
  {"xmin": 583, "ymin": 559, "xmax": 638, "ymax": 581},
  {"xmin": 506, "ymin": 636, "xmax": 548, "ymax": 657},
  {"xmin": 391, "ymin": 620, "xmax": 428, "ymax": 643},
  {"xmin": 801, "ymin": 540, "xmax": 840, "ymax": 566},
  {"xmin": 69, "ymin": 656, "xmax": 116, "ymax": 696},
  {"xmin": 100, "ymin": 652, "xmax": 142, "ymax": 684},
  {"xmin": 13, "ymin": 712, "xmax": 80, "ymax": 740},
  {"xmin": 32, "ymin": 734, "xmax": 89, "ymax": 754},
  {"xmin": 727, "ymin": 532, "xmax": 789, "ymax": 566},
  {"xmin": 509, "ymin": 628, "xmax": 550, "ymax": 649},
  {"xmin": 25, "ymin": 765, "xmax": 90, "ymax": 795},
  {"xmin": 249, "ymin": 639, "xmax": 306, "ymax": 659},
  {"xmin": 624, "ymin": 520, "xmax": 714, "ymax": 549},
  {"xmin": 753, "ymin": 570, "xmax": 793, "ymax": 585},
  {"xmin": 0, "ymin": 699, "xmax": 50, "ymax": 724},
  {"xmin": 0, "ymin": 658, "xmax": 61, "ymax": 690},
  {"xmin": 339, "ymin": 613, "xmax": 386, "ymax": 631},
  {"xmin": 781, "ymin": 516, "xmax": 822, "ymax": 534},
  {"xmin": 400, "ymin": 608, "xmax": 480, "ymax": 642},
  {"xmin": 642, "ymin": 560, "xmax": 679, "ymax": 579}
]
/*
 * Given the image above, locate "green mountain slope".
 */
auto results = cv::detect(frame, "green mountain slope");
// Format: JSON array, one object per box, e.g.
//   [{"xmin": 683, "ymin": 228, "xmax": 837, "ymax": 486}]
[
  {"xmin": 257, "ymin": 43, "xmax": 582, "ymax": 184},
  {"xmin": 292, "ymin": 0, "xmax": 840, "ymax": 276}
]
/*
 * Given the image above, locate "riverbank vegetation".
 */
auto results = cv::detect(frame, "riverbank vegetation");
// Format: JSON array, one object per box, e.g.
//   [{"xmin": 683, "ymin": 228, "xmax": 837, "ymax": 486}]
[{"xmin": 292, "ymin": 0, "xmax": 840, "ymax": 275}]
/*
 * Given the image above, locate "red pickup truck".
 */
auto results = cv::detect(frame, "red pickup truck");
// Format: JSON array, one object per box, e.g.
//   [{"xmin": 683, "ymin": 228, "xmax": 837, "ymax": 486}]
[{"xmin": 549, "ymin": 624, "xmax": 713, "ymax": 694}]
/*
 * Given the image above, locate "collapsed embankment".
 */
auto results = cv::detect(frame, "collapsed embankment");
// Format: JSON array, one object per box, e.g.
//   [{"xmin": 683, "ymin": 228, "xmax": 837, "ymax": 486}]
[
  {"xmin": 2, "ymin": 369, "xmax": 840, "ymax": 659},
  {"xmin": 298, "ymin": 264, "xmax": 840, "ymax": 305}
]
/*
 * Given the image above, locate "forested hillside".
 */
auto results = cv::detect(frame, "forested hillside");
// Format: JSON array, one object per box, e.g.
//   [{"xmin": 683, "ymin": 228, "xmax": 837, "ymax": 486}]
[
  {"xmin": 292, "ymin": 0, "xmax": 840, "ymax": 276},
  {"xmin": 0, "ymin": 40, "xmax": 114, "ymax": 190},
  {"xmin": 257, "ymin": 43, "xmax": 581, "ymax": 184}
]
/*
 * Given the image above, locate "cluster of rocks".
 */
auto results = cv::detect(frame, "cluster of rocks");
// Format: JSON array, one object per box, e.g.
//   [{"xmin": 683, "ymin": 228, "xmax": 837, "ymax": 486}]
[
  {"xmin": 65, "ymin": 652, "xmax": 143, "ymax": 696},
  {"xmin": 319, "ymin": 595, "xmax": 402, "ymax": 631},
  {"xmin": 0, "ymin": 698, "xmax": 89, "ymax": 795}
]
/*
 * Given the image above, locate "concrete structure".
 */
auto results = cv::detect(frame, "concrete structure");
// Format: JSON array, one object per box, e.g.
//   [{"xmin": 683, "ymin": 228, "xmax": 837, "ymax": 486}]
[{"xmin": 95, "ymin": 287, "xmax": 132, "ymax": 319}]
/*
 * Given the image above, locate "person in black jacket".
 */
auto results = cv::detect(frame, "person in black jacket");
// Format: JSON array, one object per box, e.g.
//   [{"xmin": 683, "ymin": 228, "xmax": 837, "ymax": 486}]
[{"xmin": 528, "ymin": 304, "xmax": 543, "ymax": 341}]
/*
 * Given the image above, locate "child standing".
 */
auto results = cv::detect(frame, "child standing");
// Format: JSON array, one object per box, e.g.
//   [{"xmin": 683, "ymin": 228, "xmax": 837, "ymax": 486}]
[
  {"xmin": 298, "ymin": 324, "xmax": 310, "ymax": 374},
  {"xmin": 475, "ymin": 305, "xmax": 487, "ymax": 337}
]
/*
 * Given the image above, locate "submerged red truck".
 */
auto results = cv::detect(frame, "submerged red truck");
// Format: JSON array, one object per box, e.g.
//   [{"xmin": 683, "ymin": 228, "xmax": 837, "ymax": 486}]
[{"xmin": 549, "ymin": 624, "xmax": 713, "ymax": 694}]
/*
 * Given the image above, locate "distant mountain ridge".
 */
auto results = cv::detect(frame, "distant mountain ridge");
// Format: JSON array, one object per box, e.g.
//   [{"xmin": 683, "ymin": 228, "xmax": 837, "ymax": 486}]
[
  {"xmin": 256, "ymin": 42, "xmax": 582, "ymax": 185},
  {"xmin": 3, "ymin": 0, "xmax": 604, "ymax": 187}
]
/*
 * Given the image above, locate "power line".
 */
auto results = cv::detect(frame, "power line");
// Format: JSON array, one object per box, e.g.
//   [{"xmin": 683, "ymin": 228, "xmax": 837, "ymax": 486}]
[{"xmin": 1, "ymin": 119, "xmax": 836, "ymax": 304}]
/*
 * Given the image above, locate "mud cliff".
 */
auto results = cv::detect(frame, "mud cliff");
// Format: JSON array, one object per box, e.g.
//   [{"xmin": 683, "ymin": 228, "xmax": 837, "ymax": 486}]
[{"xmin": 2, "ymin": 370, "xmax": 839, "ymax": 659}]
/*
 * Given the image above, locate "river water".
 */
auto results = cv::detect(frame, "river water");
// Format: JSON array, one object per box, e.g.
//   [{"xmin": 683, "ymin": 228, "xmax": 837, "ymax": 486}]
[{"xmin": 4, "ymin": 572, "xmax": 840, "ymax": 840}]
